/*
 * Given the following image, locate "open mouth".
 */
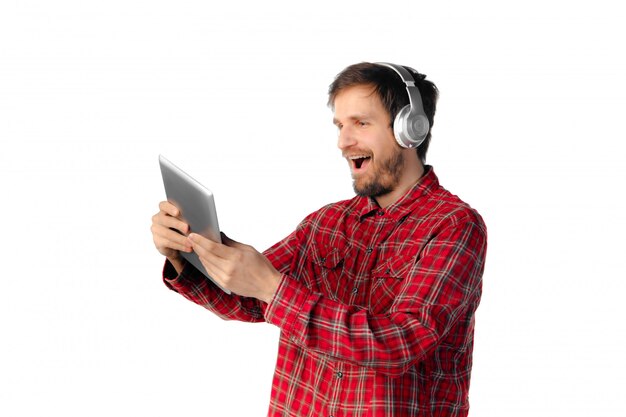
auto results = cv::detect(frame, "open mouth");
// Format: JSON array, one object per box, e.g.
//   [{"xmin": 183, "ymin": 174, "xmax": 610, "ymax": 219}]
[{"xmin": 348, "ymin": 155, "xmax": 372, "ymax": 171}]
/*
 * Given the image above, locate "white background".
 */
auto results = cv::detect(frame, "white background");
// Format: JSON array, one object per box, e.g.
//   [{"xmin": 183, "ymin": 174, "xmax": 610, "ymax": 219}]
[{"xmin": 1, "ymin": 1, "xmax": 624, "ymax": 416}]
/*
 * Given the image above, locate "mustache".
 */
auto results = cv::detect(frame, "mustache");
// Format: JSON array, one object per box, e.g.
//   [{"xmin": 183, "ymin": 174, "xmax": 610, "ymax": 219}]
[{"xmin": 342, "ymin": 149, "xmax": 372, "ymax": 158}]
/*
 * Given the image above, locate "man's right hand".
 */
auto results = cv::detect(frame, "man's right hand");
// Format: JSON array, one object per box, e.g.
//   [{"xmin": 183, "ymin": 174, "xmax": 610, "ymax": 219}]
[{"xmin": 151, "ymin": 201, "xmax": 192, "ymax": 275}]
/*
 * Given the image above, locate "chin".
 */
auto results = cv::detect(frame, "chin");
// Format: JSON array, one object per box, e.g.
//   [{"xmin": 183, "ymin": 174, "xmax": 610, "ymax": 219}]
[{"xmin": 353, "ymin": 179, "xmax": 394, "ymax": 198}]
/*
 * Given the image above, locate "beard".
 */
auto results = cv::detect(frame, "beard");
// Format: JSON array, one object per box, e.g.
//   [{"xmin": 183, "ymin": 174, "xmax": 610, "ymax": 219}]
[{"xmin": 352, "ymin": 147, "xmax": 405, "ymax": 198}]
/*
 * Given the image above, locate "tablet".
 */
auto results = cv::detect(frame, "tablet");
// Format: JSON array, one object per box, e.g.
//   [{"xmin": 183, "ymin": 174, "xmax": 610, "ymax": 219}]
[{"xmin": 159, "ymin": 155, "xmax": 231, "ymax": 294}]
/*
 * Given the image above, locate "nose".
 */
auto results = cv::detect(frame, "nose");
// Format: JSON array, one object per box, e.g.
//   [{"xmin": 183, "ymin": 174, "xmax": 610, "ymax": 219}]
[{"xmin": 337, "ymin": 125, "xmax": 357, "ymax": 151}]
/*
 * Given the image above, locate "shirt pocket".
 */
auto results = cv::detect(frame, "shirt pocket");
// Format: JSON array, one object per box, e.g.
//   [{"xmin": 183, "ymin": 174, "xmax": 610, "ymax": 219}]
[
  {"xmin": 311, "ymin": 245, "xmax": 346, "ymax": 298},
  {"xmin": 368, "ymin": 255, "xmax": 411, "ymax": 314}
]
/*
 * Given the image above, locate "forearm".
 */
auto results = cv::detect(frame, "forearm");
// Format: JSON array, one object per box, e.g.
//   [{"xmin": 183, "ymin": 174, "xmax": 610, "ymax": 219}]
[
  {"xmin": 264, "ymin": 274, "xmax": 443, "ymax": 377},
  {"xmin": 163, "ymin": 259, "xmax": 266, "ymax": 323}
]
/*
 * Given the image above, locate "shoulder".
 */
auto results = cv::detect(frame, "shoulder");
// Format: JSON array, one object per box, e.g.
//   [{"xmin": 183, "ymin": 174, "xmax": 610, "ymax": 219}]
[{"xmin": 419, "ymin": 184, "xmax": 487, "ymax": 236}]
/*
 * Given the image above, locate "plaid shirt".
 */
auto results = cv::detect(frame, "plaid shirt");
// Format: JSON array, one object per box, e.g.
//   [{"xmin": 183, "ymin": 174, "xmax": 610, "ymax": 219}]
[{"xmin": 163, "ymin": 166, "xmax": 487, "ymax": 417}]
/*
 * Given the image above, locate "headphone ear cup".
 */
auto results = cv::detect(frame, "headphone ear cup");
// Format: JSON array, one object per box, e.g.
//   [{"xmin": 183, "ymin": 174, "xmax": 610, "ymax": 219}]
[
  {"xmin": 393, "ymin": 105, "xmax": 428, "ymax": 148},
  {"xmin": 393, "ymin": 105, "xmax": 412, "ymax": 148},
  {"xmin": 408, "ymin": 114, "xmax": 429, "ymax": 144}
]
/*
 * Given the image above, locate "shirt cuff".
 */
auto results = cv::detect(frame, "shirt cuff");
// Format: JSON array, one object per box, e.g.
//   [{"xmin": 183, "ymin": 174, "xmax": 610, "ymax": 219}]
[
  {"xmin": 264, "ymin": 274, "xmax": 316, "ymax": 339},
  {"xmin": 162, "ymin": 259, "xmax": 203, "ymax": 292}
]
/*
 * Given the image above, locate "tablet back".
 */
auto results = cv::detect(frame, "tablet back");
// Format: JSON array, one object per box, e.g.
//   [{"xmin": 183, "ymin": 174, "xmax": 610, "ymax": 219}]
[{"xmin": 159, "ymin": 155, "xmax": 230, "ymax": 294}]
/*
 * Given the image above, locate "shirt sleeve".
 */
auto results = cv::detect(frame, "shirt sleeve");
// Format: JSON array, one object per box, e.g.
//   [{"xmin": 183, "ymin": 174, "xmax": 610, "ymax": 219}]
[
  {"xmin": 263, "ymin": 213, "xmax": 487, "ymax": 378},
  {"xmin": 163, "ymin": 259, "xmax": 266, "ymax": 323}
]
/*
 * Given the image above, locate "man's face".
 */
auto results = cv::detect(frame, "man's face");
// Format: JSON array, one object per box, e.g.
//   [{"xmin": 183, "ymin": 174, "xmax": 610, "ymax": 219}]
[{"xmin": 333, "ymin": 84, "xmax": 405, "ymax": 198}]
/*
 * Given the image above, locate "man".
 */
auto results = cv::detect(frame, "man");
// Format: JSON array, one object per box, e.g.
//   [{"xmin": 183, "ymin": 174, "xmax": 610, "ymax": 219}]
[{"xmin": 151, "ymin": 62, "xmax": 487, "ymax": 416}]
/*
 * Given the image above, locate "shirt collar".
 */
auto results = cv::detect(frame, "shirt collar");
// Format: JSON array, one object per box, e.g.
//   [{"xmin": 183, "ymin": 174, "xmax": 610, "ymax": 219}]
[{"xmin": 356, "ymin": 165, "xmax": 440, "ymax": 222}]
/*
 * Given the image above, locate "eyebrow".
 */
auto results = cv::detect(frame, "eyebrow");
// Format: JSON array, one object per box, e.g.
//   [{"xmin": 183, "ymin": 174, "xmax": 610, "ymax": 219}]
[{"xmin": 332, "ymin": 113, "xmax": 370, "ymax": 126}]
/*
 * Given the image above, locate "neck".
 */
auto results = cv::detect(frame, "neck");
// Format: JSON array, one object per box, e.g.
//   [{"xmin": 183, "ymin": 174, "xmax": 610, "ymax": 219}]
[{"xmin": 375, "ymin": 158, "xmax": 425, "ymax": 208}]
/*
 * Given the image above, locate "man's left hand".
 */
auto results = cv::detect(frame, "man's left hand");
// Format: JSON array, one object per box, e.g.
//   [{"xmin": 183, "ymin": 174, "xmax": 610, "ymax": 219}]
[{"xmin": 188, "ymin": 232, "xmax": 281, "ymax": 304}]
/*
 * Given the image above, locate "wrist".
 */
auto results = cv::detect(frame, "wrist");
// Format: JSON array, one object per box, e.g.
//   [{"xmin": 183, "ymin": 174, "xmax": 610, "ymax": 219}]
[
  {"xmin": 261, "ymin": 272, "xmax": 282, "ymax": 304},
  {"xmin": 168, "ymin": 255, "xmax": 186, "ymax": 276}
]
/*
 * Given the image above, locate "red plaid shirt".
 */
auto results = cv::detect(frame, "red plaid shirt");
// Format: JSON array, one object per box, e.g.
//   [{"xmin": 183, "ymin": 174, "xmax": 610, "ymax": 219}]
[{"xmin": 163, "ymin": 166, "xmax": 487, "ymax": 417}]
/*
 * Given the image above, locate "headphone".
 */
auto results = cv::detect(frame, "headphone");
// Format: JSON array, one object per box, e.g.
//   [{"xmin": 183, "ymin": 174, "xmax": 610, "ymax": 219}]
[{"xmin": 376, "ymin": 62, "xmax": 430, "ymax": 149}]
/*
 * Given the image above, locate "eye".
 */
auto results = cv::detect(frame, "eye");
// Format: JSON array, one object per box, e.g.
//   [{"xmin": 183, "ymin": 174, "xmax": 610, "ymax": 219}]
[{"xmin": 358, "ymin": 120, "xmax": 368, "ymax": 127}]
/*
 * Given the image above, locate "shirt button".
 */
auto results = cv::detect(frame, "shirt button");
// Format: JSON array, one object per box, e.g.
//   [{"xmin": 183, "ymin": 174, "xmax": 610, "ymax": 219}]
[
  {"xmin": 336, "ymin": 371, "xmax": 343, "ymax": 378},
  {"xmin": 352, "ymin": 287, "xmax": 358, "ymax": 294},
  {"xmin": 366, "ymin": 247, "xmax": 373, "ymax": 254},
  {"xmin": 377, "ymin": 210, "xmax": 385, "ymax": 216}
]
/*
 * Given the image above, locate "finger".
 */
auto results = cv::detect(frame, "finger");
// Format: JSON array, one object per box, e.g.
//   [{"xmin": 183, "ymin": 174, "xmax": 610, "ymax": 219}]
[
  {"xmin": 164, "ymin": 238, "xmax": 193, "ymax": 253},
  {"xmin": 159, "ymin": 200, "xmax": 181, "ymax": 217},
  {"xmin": 195, "ymin": 255, "xmax": 229, "ymax": 290},
  {"xmin": 188, "ymin": 233, "xmax": 237, "ymax": 260},
  {"xmin": 153, "ymin": 211, "xmax": 189, "ymax": 235},
  {"xmin": 153, "ymin": 232, "xmax": 192, "ymax": 254},
  {"xmin": 189, "ymin": 235, "xmax": 232, "ymax": 277},
  {"xmin": 152, "ymin": 224, "xmax": 193, "ymax": 252},
  {"xmin": 165, "ymin": 217, "xmax": 190, "ymax": 235},
  {"xmin": 154, "ymin": 235, "xmax": 192, "ymax": 254}
]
